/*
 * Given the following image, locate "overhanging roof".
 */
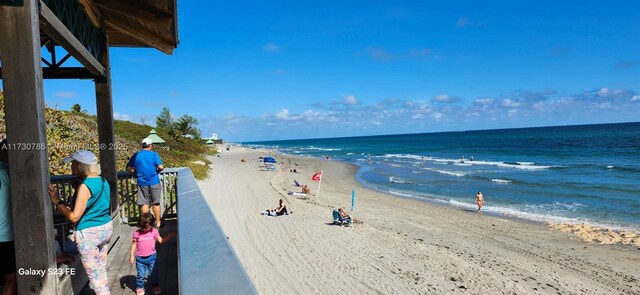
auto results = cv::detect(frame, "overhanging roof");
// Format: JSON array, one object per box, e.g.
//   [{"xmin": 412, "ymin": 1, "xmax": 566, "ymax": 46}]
[{"xmin": 86, "ymin": 0, "xmax": 179, "ymax": 54}]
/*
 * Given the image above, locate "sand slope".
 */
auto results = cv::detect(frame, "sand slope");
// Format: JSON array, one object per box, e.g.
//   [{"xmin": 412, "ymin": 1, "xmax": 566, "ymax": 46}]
[{"xmin": 198, "ymin": 148, "xmax": 640, "ymax": 295}]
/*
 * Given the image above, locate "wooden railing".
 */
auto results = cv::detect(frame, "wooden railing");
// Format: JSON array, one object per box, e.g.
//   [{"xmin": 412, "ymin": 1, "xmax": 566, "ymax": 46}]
[{"xmin": 50, "ymin": 169, "xmax": 179, "ymax": 225}]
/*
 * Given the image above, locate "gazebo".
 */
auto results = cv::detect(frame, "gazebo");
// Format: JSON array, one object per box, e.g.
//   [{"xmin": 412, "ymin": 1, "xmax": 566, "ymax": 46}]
[
  {"xmin": 147, "ymin": 129, "xmax": 166, "ymax": 144},
  {"xmin": 0, "ymin": 0, "xmax": 178, "ymax": 293}
]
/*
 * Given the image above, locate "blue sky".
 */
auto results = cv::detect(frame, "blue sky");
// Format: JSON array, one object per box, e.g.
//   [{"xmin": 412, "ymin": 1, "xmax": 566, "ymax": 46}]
[{"xmin": 39, "ymin": 1, "xmax": 640, "ymax": 142}]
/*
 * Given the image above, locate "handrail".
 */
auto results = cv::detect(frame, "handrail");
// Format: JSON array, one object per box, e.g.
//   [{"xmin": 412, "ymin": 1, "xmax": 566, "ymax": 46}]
[
  {"xmin": 175, "ymin": 167, "xmax": 257, "ymax": 294},
  {"xmin": 50, "ymin": 169, "xmax": 179, "ymax": 224}
]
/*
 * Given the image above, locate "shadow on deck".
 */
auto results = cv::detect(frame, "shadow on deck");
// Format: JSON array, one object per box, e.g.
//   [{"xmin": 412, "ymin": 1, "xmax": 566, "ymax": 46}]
[{"xmin": 80, "ymin": 219, "xmax": 178, "ymax": 295}]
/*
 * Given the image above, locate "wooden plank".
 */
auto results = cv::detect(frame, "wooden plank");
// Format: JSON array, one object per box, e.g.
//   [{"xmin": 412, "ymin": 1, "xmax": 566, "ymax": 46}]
[
  {"xmin": 0, "ymin": 67, "xmax": 95, "ymax": 79},
  {"xmin": 102, "ymin": 13, "xmax": 175, "ymax": 55},
  {"xmin": 0, "ymin": 1, "xmax": 58, "ymax": 293},
  {"xmin": 94, "ymin": 34, "xmax": 119, "ymax": 216},
  {"xmin": 78, "ymin": 0, "xmax": 102, "ymax": 29},
  {"xmin": 93, "ymin": 0, "xmax": 171, "ymax": 29},
  {"xmin": 106, "ymin": 227, "xmax": 135, "ymax": 294},
  {"xmin": 95, "ymin": 222, "xmax": 178, "ymax": 294},
  {"xmin": 38, "ymin": 1, "xmax": 106, "ymax": 76}
]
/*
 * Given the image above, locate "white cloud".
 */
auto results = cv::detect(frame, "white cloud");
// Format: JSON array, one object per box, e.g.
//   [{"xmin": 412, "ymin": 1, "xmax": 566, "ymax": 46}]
[
  {"xmin": 501, "ymin": 99, "xmax": 520, "ymax": 107},
  {"xmin": 474, "ymin": 98, "xmax": 494, "ymax": 105},
  {"xmin": 113, "ymin": 113, "xmax": 130, "ymax": 121},
  {"xmin": 275, "ymin": 109, "xmax": 290, "ymax": 120},
  {"xmin": 263, "ymin": 43, "xmax": 281, "ymax": 52},
  {"xmin": 434, "ymin": 94, "xmax": 458, "ymax": 103},
  {"xmin": 54, "ymin": 91, "xmax": 79, "ymax": 99},
  {"xmin": 597, "ymin": 87, "xmax": 610, "ymax": 96},
  {"xmin": 222, "ymin": 113, "xmax": 246, "ymax": 125},
  {"xmin": 343, "ymin": 94, "xmax": 358, "ymax": 105},
  {"xmin": 432, "ymin": 112, "xmax": 443, "ymax": 121},
  {"xmin": 223, "ymin": 87, "xmax": 640, "ymax": 141}
]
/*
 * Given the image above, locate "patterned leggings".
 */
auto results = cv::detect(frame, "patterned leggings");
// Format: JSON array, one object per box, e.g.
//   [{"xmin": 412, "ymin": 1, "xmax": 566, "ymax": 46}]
[{"xmin": 75, "ymin": 222, "xmax": 113, "ymax": 295}]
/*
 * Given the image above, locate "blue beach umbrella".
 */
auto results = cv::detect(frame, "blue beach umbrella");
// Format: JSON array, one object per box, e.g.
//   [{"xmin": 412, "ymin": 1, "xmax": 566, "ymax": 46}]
[
  {"xmin": 351, "ymin": 189, "xmax": 355, "ymax": 213},
  {"xmin": 263, "ymin": 157, "xmax": 277, "ymax": 163}
]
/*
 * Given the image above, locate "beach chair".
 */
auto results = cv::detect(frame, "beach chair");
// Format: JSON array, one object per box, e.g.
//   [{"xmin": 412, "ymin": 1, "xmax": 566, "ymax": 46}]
[
  {"xmin": 264, "ymin": 163, "xmax": 276, "ymax": 171},
  {"xmin": 332, "ymin": 209, "xmax": 351, "ymax": 226}
]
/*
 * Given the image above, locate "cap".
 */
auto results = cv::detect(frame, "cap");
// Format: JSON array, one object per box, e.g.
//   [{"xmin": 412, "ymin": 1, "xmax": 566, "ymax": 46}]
[
  {"xmin": 141, "ymin": 138, "xmax": 153, "ymax": 147},
  {"xmin": 62, "ymin": 149, "xmax": 97, "ymax": 165}
]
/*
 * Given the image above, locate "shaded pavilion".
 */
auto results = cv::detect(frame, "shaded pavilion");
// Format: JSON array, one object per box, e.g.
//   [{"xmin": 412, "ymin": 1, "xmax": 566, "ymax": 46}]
[
  {"xmin": 0, "ymin": 0, "xmax": 178, "ymax": 293},
  {"xmin": 146, "ymin": 129, "xmax": 166, "ymax": 145}
]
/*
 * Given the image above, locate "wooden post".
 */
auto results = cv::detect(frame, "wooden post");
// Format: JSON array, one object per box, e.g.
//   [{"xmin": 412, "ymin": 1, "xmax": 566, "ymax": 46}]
[
  {"xmin": 94, "ymin": 35, "xmax": 119, "ymax": 218},
  {"xmin": 0, "ymin": 0, "xmax": 58, "ymax": 294}
]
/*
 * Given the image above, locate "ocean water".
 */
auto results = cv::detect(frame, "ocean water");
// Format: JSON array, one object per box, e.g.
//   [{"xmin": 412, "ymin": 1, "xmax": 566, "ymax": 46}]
[{"xmin": 244, "ymin": 122, "xmax": 640, "ymax": 231}]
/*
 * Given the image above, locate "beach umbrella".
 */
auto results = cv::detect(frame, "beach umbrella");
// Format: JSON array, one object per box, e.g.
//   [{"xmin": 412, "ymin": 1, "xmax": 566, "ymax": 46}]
[
  {"xmin": 263, "ymin": 157, "xmax": 277, "ymax": 163},
  {"xmin": 351, "ymin": 189, "xmax": 356, "ymax": 214}
]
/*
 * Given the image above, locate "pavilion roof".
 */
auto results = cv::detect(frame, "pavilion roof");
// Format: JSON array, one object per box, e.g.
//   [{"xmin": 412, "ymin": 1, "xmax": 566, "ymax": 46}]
[{"xmin": 83, "ymin": 0, "xmax": 179, "ymax": 54}]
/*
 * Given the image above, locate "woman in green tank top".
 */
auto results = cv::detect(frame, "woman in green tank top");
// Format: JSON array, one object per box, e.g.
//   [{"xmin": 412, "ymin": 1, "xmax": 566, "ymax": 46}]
[{"xmin": 48, "ymin": 150, "xmax": 113, "ymax": 295}]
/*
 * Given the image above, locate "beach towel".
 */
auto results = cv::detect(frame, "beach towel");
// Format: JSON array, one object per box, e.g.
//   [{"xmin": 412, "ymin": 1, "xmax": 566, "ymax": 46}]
[{"xmin": 294, "ymin": 180, "xmax": 301, "ymax": 187}]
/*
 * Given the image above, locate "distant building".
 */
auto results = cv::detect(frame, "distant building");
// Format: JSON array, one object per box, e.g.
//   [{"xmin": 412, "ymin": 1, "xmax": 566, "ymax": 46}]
[{"xmin": 202, "ymin": 132, "xmax": 222, "ymax": 144}]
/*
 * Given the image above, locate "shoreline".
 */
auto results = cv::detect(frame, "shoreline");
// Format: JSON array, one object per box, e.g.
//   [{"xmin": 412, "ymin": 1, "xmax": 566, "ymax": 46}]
[
  {"xmin": 282, "ymin": 150, "xmax": 640, "ymax": 244},
  {"xmin": 200, "ymin": 147, "xmax": 640, "ymax": 294}
]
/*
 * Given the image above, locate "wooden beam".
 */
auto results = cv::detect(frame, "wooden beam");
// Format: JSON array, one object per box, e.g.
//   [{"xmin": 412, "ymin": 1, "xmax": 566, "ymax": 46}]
[
  {"xmin": 102, "ymin": 14, "xmax": 174, "ymax": 55},
  {"xmin": 94, "ymin": 35, "xmax": 119, "ymax": 220},
  {"xmin": 38, "ymin": 1, "xmax": 106, "ymax": 76},
  {"xmin": 0, "ymin": 1, "xmax": 58, "ymax": 294},
  {"xmin": 78, "ymin": 0, "xmax": 103, "ymax": 29},
  {"xmin": 0, "ymin": 67, "xmax": 96, "ymax": 79},
  {"xmin": 93, "ymin": 0, "xmax": 171, "ymax": 29}
]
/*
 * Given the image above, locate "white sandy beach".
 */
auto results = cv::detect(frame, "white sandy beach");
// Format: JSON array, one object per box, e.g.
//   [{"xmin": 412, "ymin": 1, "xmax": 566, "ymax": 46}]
[{"xmin": 198, "ymin": 147, "xmax": 640, "ymax": 294}]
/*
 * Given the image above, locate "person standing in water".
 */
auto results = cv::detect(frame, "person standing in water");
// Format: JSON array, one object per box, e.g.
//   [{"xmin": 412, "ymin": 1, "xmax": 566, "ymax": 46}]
[{"xmin": 476, "ymin": 192, "xmax": 484, "ymax": 212}]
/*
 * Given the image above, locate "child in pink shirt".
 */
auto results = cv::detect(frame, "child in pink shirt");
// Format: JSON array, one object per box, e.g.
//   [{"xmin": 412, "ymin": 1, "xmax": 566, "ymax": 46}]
[{"xmin": 130, "ymin": 213, "xmax": 175, "ymax": 295}]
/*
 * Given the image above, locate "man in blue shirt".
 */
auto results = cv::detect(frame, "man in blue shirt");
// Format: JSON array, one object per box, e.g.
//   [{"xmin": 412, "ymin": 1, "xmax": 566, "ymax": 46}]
[
  {"xmin": 127, "ymin": 138, "xmax": 165, "ymax": 228},
  {"xmin": 0, "ymin": 139, "xmax": 16, "ymax": 294}
]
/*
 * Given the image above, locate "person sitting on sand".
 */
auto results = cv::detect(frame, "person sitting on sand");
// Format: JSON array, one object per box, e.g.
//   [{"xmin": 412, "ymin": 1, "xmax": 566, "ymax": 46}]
[
  {"xmin": 476, "ymin": 191, "xmax": 484, "ymax": 212},
  {"xmin": 262, "ymin": 199, "xmax": 290, "ymax": 216},
  {"xmin": 338, "ymin": 208, "xmax": 361, "ymax": 223},
  {"xmin": 301, "ymin": 185, "xmax": 310, "ymax": 194}
]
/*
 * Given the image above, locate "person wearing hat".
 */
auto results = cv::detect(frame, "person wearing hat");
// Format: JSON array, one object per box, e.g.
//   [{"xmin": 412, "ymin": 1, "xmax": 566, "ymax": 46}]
[
  {"xmin": 48, "ymin": 149, "xmax": 112, "ymax": 295},
  {"xmin": 126, "ymin": 138, "xmax": 165, "ymax": 228}
]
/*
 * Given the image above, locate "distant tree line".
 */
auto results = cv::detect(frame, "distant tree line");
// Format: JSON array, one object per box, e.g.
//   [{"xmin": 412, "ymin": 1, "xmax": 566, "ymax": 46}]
[{"xmin": 156, "ymin": 107, "xmax": 201, "ymax": 139}]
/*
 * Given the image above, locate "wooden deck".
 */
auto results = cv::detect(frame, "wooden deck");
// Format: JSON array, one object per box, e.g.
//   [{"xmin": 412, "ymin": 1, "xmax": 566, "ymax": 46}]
[{"xmin": 80, "ymin": 220, "xmax": 178, "ymax": 295}]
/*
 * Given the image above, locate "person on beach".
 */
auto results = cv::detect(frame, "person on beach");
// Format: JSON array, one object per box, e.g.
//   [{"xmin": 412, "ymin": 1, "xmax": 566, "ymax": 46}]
[
  {"xmin": 48, "ymin": 149, "xmax": 112, "ymax": 295},
  {"xmin": 130, "ymin": 213, "xmax": 175, "ymax": 295},
  {"xmin": 338, "ymin": 208, "xmax": 361, "ymax": 223},
  {"xmin": 262, "ymin": 199, "xmax": 290, "ymax": 216},
  {"xmin": 301, "ymin": 185, "xmax": 310, "ymax": 194},
  {"xmin": 127, "ymin": 138, "xmax": 165, "ymax": 228},
  {"xmin": 476, "ymin": 191, "xmax": 484, "ymax": 211}
]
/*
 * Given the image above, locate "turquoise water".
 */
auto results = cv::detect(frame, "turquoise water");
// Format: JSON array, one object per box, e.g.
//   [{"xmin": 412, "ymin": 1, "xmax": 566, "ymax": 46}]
[{"xmin": 245, "ymin": 122, "xmax": 640, "ymax": 230}]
